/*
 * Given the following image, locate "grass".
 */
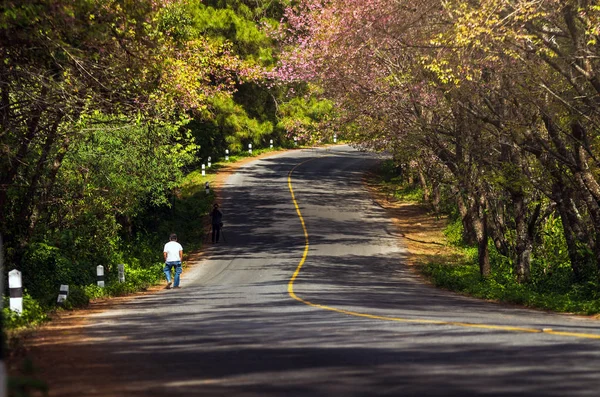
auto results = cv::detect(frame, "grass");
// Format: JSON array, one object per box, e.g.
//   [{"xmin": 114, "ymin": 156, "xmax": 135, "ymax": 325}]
[{"xmin": 421, "ymin": 259, "xmax": 600, "ymax": 315}]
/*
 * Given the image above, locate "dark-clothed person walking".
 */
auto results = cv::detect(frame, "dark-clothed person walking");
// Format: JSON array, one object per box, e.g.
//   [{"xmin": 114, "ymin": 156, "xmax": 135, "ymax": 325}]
[{"xmin": 210, "ymin": 204, "xmax": 223, "ymax": 243}]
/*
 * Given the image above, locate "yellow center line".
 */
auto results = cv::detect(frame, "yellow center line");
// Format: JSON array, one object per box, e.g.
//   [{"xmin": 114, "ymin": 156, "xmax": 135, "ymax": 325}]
[{"xmin": 286, "ymin": 159, "xmax": 600, "ymax": 340}]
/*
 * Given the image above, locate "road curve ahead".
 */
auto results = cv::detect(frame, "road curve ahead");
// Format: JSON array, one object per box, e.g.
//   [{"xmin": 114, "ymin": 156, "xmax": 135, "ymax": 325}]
[{"xmin": 46, "ymin": 145, "xmax": 600, "ymax": 397}]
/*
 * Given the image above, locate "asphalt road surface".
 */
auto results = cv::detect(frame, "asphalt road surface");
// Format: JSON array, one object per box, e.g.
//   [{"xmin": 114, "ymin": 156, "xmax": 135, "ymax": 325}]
[{"xmin": 47, "ymin": 145, "xmax": 600, "ymax": 396}]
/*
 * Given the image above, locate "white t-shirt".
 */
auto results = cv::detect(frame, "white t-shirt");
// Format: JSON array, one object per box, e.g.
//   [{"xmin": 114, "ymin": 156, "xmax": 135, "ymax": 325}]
[{"xmin": 163, "ymin": 241, "xmax": 183, "ymax": 262}]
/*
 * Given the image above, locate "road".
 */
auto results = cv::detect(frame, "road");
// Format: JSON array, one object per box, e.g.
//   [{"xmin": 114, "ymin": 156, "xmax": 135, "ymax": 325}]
[{"xmin": 43, "ymin": 145, "xmax": 600, "ymax": 396}]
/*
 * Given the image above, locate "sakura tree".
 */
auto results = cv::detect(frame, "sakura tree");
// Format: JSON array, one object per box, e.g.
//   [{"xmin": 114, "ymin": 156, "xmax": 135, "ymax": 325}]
[{"xmin": 277, "ymin": 0, "xmax": 600, "ymax": 281}]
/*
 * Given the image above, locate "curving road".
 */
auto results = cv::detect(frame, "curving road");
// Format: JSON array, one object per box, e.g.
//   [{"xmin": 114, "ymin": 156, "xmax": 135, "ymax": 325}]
[{"xmin": 46, "ymin": 145, "xmax": 600, "ymax": 396}]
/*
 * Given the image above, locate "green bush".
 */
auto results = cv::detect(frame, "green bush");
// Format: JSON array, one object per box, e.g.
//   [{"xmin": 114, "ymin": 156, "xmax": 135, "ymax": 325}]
[
  {"xmin": 81, "ymin": 262, "xmax": 163, "ymax": 301},
  {"xmin": 443, "ymin": 217, "xmax": 466, "ymax": 247},
  {"xmin": 393, "ymin": 185, "xmax": 423, "ymax": 202},
  {"xmin": 421, "ymin": 241, "xmax": 600, "ymax": 315},
  {"xmin": 18, "ymin": 243, "xmax": 74, "ymax": 308},
  {"xmin": 82, "ymin": 284, "xmax": 106, "ymax": 301},
  {"xmin": 60, "ymin": 285, "xmax": 90, "ymax": 310}
]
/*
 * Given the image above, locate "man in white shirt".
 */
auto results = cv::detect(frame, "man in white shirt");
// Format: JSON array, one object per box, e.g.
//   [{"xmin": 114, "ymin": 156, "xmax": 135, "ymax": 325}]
[{"xmin": 163, "ymin": 233, "xmax": 183, "ymax": 289}]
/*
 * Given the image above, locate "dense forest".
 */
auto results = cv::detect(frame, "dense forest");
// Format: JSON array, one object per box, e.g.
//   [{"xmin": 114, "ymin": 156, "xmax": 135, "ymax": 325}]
[{"xmin": 3, "ymin": 0, "xmax": 600, "ymax": 321}]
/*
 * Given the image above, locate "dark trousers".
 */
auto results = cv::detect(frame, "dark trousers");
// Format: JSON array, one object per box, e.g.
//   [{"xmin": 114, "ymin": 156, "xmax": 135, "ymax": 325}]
[{"xmin": 212, "ymin": 224, "xmax": 221, "ymax": 242}]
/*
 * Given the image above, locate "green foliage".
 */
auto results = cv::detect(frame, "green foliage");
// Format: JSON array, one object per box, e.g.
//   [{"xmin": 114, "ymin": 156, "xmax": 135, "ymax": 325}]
[
  {"xmin": 444, "ymin": 217, "xmax": 467, "ymax": 247},
  {"xmin": 120, "ymin": 263, "xmax": 164, "ymax": 290},
  {"xmin": 18, "ymin": 243, "xmax": 71, "ymax": 307},
  {"xmin": 81, "ymin": 262, "xmax": 163, "ymax": 301},
  {"xmin": 179, "ymin": 0, "xmax": 329, "ymax": 154},
  {"xmin": 194, "ymin": 93, "xmax": 274, "ymax": 154},
  {"xmin": 393, "ymin": 186, "xmax": 424, "ymax": 203},
  {"xmin": 375, "ymin": 160, "xmax": 423, "ymax": 201},
  {"xmin": 201, "ymin": 0, "xmax": 289, "ymax": 21},
  {"xmin": 132, "ymin": 189, "xmax": 214, "ymax": 257},
  {"xmin": 533, "ymin": 213, "xmax": 571, "ymax": 276},
  {"xmin": 62, "ymin": 285, "xmax": 90, "ymax": 309},
  {"xmin": 423, "ymin": 257, "xmax": 600, "ymax": 314},
  {"xmin": 5, "ymin": 114, "xmax": 198, "ymax": 309},
  {"xmin": 377, "ymin": 160, "xmax": 400, "ymax": 182},
  {"xmin": 423, "ymin": 219, "xmax": 600, "ymax": 315},
  {"xmin": 63, "ymin": 116, "xmax": 196, "ymax": 210},
  {"xmin": 188, "ymin": 1, "xmax": 275, "ymax": 64},
  {"xmin": 82, "ymin": 285, "xmax": 106, "ymax": 301},
  {"xmin": 276, "ymin": 90, "xmax": 336, "ymax": 143}
]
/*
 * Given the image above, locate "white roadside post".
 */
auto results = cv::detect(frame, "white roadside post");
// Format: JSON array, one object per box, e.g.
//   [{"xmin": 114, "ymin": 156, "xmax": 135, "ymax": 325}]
[
  {"xmin": 333, "ymin": 134, "xmax": 337, "ymax": 143},
  {"xmin": 0, "ymin": 234, "xmax": 5, "ymax": 397},
  {"xmin": 248, "ymin": 143, "xmax": 252, "ymax": 155},
  {"xmin": 225, "ymin": 149, "xmax": 229, "ymax": 161},
  {"xmin": 57, "ymin": 285, "xmax": 69, "ymax": 305},
  {"xmin": 8, "ymin": 269, "xmax": 23, "ymax": 314},
  {"xmin": 294, "ymin": 137, "xmax": 297, "ymax": 146},
  {"xmin": 118, "ymin": 264, "xmax": 125, "ymax": 283},
  {"xmin": 205, "ymin": 182, "xmax": 210, "ymax": 194},
  {"xmin": 97, "ymin": 265, "xmax": 105, "ymax": 288},
  {"xmin": 270, "ymin": 139, "xmax": 273, "ymax": 149},
  {"xmin": 208, "ymin": 156, "xmax": 212, "ymax": 168},
  {"xmin": 201, "ymin": 164, "xmax": 206, "ymax": 177}
]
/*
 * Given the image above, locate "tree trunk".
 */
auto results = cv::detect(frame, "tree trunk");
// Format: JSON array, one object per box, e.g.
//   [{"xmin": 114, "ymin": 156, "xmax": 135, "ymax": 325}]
[
  {"xmin": 513, "ymin": 191, "xmax": 531, "ymax": 283},
  {"xmin": 488, "ymin": 198, "xmax": 511, "ymax": 257},
  {"xmin": 570, "ymin": 123, "xmax": 600, "ymax": 273},
  {"xmin": 472, "ymin": 192, "xmax": 490, "ymax": 278},
  {"xmin": 432, "ymin": 182, "xmax": 441, "ymax": 213},
  {"xmin": 17, "ymin": 118, "xmax": 62, "ymax": 231},
  {"xmin": 28, "ymin": 136, "xmax": 71, "ymax": 240},
  {"xmin": 0, "ymin": 86, "xmax": 49, "ymax": 222},
  {"xmin": 417, "ymin": 166, "xmax": 430, "ymax": 202},
  {"xmin": 551, "ymin": 180, "xmax": 589, "ymax": 280},
  {"xmin": 456, "ymin": 194, "xmax": 477, "ymax": 245}
]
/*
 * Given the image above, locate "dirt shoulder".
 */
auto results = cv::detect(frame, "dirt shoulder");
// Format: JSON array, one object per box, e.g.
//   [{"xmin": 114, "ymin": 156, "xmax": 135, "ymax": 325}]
[{"xmin": 363, "ymin": 173, "xmax": 459, "ymax": 271}]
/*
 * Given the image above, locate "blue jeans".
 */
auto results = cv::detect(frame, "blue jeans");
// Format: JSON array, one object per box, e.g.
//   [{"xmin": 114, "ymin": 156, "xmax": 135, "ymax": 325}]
[{"xmin": 164, "ymin": 261, "xmax": 182, "ymax": 287}]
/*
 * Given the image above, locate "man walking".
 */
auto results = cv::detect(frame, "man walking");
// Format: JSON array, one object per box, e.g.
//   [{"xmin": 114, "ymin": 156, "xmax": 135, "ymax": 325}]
[
  {"xmin": 210, "ymin": 203, "xmax": 223, "ymax": 243},
  {"xmin": 163, "ymin": 233, "xmax": 183, "ymax": 289}
]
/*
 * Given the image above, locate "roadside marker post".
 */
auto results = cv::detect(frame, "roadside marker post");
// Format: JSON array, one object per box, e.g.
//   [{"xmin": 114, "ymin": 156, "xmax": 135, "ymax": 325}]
[
  {"xmin": 201, "ymin": 164, "xmax": 205, "ymax": 177},
  {"xmin": 57, "ymin": 285, "xmax": 69, "ymax": 305},
  {"xmin": 208, "ymin": 156, "xmax": 211, "ymax": 168},
  {"xmin": 294, "ymin": 137, "xmax": 297, "ymax": 146},
  {"xmin": 118, "ymin": 264, "xmax": 125, "ymax": 283},
  {"xmin": 270, "ymin": 139, "xmax": 273, "ymax": 149},
  {"xmin": 0, "ymin": 234, "xmax": 5, "ymax": 397},
  {"xmin": 248, "ymin": 143, "xmax": 252, "ymax": 155},
  {"xmin": 205, "ymin": 182, "xmax": 210, "ymax": 194},
  {"xmin": 8, "ymin": 269, "xmax": 23, "ymax": 314},
  {"xmin": 225, "ymin": 149, "xmax": 229, "ymax": 161},
  {"xmin": 97, "ymin": 265, "xmax": 105, "ymax": 288},
  {"xmin": 334, "ymin": 134, "xmax": 337, "ymax": 143}
]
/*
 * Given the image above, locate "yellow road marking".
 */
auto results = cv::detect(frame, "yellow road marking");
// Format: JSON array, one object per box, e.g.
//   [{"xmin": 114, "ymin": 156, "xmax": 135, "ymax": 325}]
[{"xmin": 286, "ymin": 159, "xmax": 600, "ymax": 340}]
